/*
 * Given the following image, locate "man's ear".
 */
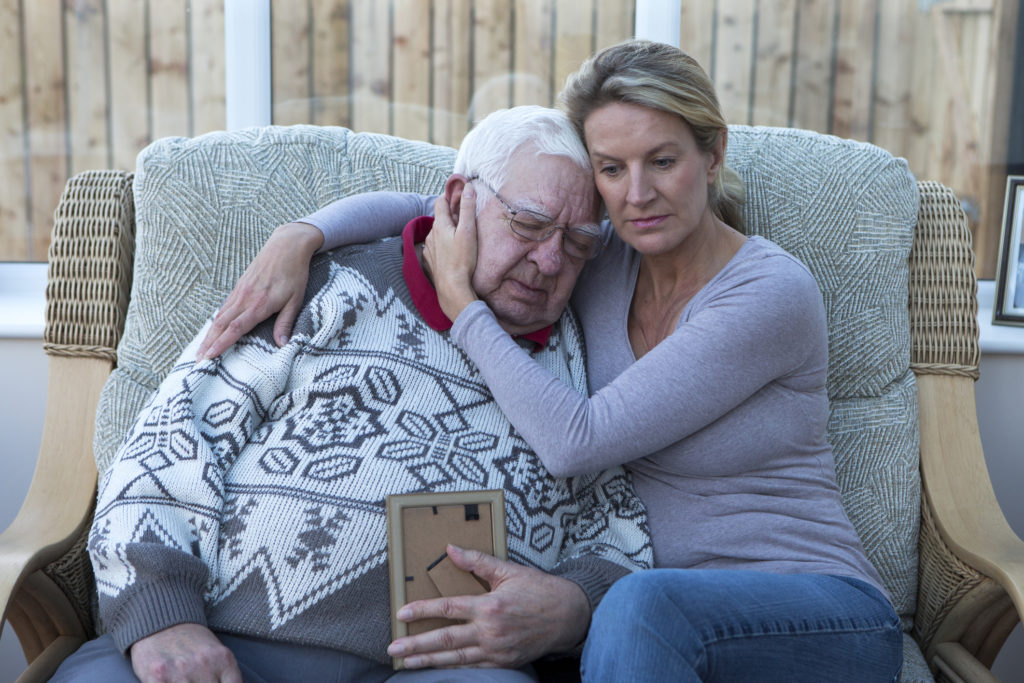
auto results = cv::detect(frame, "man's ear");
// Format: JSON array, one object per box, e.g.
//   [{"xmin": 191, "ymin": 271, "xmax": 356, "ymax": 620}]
[{"xmin": 444, "ymin": 174, "xmax": 472, "ymax": 217}]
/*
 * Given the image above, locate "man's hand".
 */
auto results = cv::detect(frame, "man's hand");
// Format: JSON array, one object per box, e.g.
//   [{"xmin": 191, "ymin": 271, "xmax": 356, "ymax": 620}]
[
  {"xmin": 130, "ymin": 622, "xmax": 242, "ymax": 683},
  {"xmin": 387, "ymin": 544, "xmax": 590, "ymax": 669},
  {"xmin": 196, "ymin": 221, "xmax": 324, "ymax": 361}
]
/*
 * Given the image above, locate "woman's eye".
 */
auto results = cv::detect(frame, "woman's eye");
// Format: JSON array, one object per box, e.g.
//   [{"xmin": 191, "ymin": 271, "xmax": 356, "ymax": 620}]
[
  {"xmin": 653, "ymin": 157, "xmax": 675, "ymax": 169},
  {"xmin": 600, "ymin": 164, "xmax": 619, "ymax": 176}
]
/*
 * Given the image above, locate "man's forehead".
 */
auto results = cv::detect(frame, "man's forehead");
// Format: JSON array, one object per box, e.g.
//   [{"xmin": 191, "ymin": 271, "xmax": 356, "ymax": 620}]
[{"xmin": 503, "ymin": 155, "xmax": 596, "ymax": 220}]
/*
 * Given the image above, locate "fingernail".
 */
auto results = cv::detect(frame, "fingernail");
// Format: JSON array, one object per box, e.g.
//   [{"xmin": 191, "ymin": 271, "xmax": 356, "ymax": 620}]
[
  {"xmin": 397, "ymin": 606, "xmax": 411, "ymax": 620},
  {"xmin": 278, "ymin": 334, "xmax": 289, "ymax": 345},
  {"xmin": 405, "ymin": 656, "xmax": 423, "ymax": 668},
  {"xmin": 388, "ymin": 642, "xmax": 405, "ymax": 656}
]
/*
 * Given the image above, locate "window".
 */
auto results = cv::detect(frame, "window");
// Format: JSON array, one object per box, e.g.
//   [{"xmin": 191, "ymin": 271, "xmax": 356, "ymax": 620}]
[{"xmin": 0, "ymin": 0, "xmax": 1019, "ymax": 280}]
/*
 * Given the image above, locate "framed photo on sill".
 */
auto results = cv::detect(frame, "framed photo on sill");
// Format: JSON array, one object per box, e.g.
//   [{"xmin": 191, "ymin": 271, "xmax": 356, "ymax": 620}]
[{"xmin": 993, "ymin": 176, "xmax": 1024, "ymax": 326}]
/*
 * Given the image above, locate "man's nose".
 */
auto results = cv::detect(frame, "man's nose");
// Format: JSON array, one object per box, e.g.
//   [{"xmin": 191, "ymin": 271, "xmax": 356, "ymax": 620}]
[{"xmin": 529, "ymin": 232, "xmax": 566, "ymax": 275}]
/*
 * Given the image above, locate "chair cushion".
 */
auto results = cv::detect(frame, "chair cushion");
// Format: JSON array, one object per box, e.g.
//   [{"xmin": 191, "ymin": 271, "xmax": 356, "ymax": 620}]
[
  {"xmin": 902, "ymin": 633, "xmax": 935, "ymax": 682},
  {"xmin": 726, "ymin": 125, "xmax": 921, "ymax": 624}
]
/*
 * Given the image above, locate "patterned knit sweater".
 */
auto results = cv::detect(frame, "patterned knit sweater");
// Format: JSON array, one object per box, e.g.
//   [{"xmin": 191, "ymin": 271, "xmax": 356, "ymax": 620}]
[{"xmin": 88, "ymin": 220, "xmax": 653, "ymax": 663}]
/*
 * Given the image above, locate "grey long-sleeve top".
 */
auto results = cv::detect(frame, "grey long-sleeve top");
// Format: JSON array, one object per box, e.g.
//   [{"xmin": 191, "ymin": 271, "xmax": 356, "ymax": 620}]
[{"xmin": 304, "ymin": 193, "xmax": 889, "ymax": 598}]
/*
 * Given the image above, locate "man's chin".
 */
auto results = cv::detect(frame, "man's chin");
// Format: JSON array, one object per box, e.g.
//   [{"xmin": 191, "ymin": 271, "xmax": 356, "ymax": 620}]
[{"xmin": 491, "ymin": 309, "xmax": 561, "ymax": 336}]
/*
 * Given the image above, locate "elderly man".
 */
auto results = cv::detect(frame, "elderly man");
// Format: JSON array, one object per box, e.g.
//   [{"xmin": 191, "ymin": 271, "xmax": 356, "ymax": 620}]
[{"xmin": 52, "ymin": 106, "xmax": 651, "ymax": 683}]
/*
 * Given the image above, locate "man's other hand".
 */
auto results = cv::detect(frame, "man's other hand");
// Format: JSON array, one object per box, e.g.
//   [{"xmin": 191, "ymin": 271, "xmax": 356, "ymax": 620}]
[
  {"xmin": 130, "ymin": 622, "xmax": 242, "ymax": 683},
  {"xmin": 387, "ymin": 544, "xmax": 590, "ymax": 669}
]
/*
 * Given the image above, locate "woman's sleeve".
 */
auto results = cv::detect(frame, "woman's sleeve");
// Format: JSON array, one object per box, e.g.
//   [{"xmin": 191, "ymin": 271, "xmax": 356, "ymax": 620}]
[
  {"xmin": 302, "ymin": 192, "xmax": 437, "ymax": 251},
  {"xmin": 450, "ymin": 260, "xmax": 827, "ymax": 477}
]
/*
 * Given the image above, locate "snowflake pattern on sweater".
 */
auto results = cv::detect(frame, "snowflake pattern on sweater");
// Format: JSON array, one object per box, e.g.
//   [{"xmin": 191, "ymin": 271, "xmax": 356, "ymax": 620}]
[{"xmin": 89, "ymin": 236, "xmax": 652, "ymax": 662}]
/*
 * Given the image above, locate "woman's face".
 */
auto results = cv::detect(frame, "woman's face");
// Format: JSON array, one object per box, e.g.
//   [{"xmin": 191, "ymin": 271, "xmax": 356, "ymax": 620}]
[{"xmin": 583, "ymin": 101, "xmax": 723, "ymax": 257}]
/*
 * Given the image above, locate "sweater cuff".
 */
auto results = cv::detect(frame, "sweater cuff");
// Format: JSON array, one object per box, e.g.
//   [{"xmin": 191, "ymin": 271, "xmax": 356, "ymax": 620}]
[
  {"xmin": 547, "ymin": 556, "xmax": 632, "ymax": 615},
  {"xmin": 99, "ymin": 548, "xmax": 210, "ymax": 653}
]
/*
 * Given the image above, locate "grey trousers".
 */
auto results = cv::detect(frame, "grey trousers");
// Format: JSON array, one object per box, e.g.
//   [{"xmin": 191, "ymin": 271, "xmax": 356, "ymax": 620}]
[{"xmin": 49, "ymin": 633, "xmax": 539, "ymax": 683}]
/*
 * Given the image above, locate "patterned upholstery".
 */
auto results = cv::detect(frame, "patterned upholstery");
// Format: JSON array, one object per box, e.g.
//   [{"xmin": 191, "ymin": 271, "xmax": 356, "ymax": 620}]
[
  {"xmin": 94, "ymin": 123, "xmax": 924, "ymax": 676},
  {"xmin": 726, "ymin": 125, "xmax": 921, "ymax": 621}
]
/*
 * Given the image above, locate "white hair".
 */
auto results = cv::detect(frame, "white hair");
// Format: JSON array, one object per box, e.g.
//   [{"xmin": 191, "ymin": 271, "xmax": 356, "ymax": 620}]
[{"xmin": 453, "ymin": 106, "xmax": 591, "ymax": 199}]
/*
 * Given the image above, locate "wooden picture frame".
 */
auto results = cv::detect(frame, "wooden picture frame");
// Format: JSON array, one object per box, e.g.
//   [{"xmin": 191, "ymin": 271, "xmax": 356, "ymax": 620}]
[
  {"xmin": 385, "ymin": 489, "xmax": 506, "ymax": 669},
  {"xmin": 993, "ymin": 175, "xmax": 1024, "ymax": 326}
]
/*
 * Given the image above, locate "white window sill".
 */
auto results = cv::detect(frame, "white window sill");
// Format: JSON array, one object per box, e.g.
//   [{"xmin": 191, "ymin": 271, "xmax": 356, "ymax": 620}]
[
  {"xmin": 976, "ymin": 280, "xmax": 1024, "ymax": 354},
  {"xmin": 0, "ymin": 263, "xmax": 46, "ymax": 339},
  {"xmin": 3, "ymin": 264, "xmax": 1024, "ymax": 354}
]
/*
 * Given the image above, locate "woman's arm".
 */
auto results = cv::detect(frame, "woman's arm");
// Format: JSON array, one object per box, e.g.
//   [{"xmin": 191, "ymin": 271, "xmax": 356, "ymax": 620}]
[
  {"xmin": 197, "ymin": 191, "xmax": 435, "ymax": 359},
  {"xmin": 452, "ymin": 267, "xmax": 824, "ymax": 477},
  {"xmin": 424, "ymin": 186, "xmax": 824, "ymax": 476}
]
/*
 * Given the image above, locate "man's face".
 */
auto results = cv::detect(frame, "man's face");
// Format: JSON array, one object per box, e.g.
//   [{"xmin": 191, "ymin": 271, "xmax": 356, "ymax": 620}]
[{"xmin": 470, "ymin": 154, "xmax": 598, "ymax": 335}]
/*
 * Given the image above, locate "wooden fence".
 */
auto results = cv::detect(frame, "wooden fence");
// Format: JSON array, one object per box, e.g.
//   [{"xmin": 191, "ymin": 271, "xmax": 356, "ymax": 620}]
[{"xmin": 0, "ymin": 0, "xmax": 1017, "ymax": 278}]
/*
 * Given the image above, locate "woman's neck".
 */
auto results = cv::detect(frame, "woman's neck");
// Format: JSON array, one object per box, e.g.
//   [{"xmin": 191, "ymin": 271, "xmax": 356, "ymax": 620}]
[{"xmin": 628, "ymin": 218, "xmax": 745, "ymax": 357}]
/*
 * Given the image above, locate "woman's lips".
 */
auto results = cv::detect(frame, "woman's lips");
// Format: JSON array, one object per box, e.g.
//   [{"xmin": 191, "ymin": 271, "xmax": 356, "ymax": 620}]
[{"xmin": 630, "ymin": 215, "xmax": 668, "ymax": 229}]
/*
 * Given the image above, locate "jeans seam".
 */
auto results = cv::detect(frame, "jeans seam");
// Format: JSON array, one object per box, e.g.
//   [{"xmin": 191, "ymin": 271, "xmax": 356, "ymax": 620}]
[{"xmin": 700, "ymin": 620, "xmax": 901, "ymax": 646}]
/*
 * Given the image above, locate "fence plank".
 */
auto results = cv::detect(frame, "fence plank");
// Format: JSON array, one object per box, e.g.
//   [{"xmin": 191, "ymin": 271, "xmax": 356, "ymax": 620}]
[
  {"xmin": 272, "ymin": 0, "xmax": 311, "ymax": 126},
  {"xmin": 0, "ymin": 0, "xmax": 28, "ymax": 259},
  {"xmin": 65, "ymin": 0, "xmax": 109, "ymax": 176},
  {"xmin": 149, "ymin": 0, "xmax": 190, "ymax": 139},
  {"xmin": 716, "ymin": 0, "xmax": 756, "ymax": 126},
  {"xmin": 311, "ymin": 0, "xmax": 350, "ymax": 128},
  {"xmin": 906, "ymin": 5, "xmax": 938, "ymax": 181},
  {"xmin": 472, "ymin": 0, "xmax": 513, "ymax": 122},
  {"xmin": 108, "ymin": 0, "xmax": 149, "ymax": 171},
  {"xmin": 831, "ymin": 0, "xmax": 876, "ymax": 141},
  {"xmin": 24, "ymin": 0, "xmax": 67, "ymax": 260},
  {"xmin": 751, "ymin": 0, "xmax": 797, "ymax": 127},
  {"xmin": 513, "ymin": 0, "xmax": 555, "ymax": 107},
  {"xmin": 432, "ymin": 0, "xmax": 471, "ymax": 147},
  {"xmin": 680, "ymin": 0, "xmax": 715, "ymax": 75},
  {"xmin": 791, "ymin": 0, "xmax": 835, "ymax": 134},
  {"xmin": 553, "ymin": 0, "xmax": 595, "ymax": 101},
  {"xmin": 350, "ymin": 0, "xmax": 390, "ymax": 133},
  {"xmin": 979, "ymin": 0, "xmax": 1019, "ymax": 278},
  {"xmin": 594, "ymin": 0, "xmax": 633, "ymax": 53},
  {"xmin": 873, "ymin": 0, "xmax": 915, "ymax": 156},
  {"xmin": 191, "ymin": 0, "xmax": 226, "ymax": 135},
  {"xmin": 393, "ymin": 0, "xmax": 431, "ymax": 140}
]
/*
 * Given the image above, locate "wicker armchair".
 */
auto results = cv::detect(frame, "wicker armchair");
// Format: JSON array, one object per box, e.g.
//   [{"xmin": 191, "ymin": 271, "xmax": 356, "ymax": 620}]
[{"xmin": 1, "ymin": 125, "xmax": 1022, "ymax": 683}]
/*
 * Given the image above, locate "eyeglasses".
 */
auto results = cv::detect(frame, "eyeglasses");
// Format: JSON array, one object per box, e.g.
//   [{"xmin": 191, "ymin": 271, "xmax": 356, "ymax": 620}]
[{"xmin": 469, "ymin": 176, "xmax": 603, "ymax": 261}]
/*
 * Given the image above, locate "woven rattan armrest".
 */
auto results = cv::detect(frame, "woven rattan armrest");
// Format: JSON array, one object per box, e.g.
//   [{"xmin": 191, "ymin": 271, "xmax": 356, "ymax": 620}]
[
  {"xmin": 0, "ymin": 170, "xmax": 134, "ymax": 681},
  {"xmin": 910, "ymin": 181, "xmax": 1024, "ymax": 682}
]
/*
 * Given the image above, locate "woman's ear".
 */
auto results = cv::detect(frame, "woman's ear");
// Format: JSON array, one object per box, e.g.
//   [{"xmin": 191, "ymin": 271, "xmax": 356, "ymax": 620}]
[
  {"xmin": 444, "ymin": 174, "xmax": 472, "ymax": 217},
  {"xmin": 707, "ymin": 128, "xmax": 727, "ymax": 183}
]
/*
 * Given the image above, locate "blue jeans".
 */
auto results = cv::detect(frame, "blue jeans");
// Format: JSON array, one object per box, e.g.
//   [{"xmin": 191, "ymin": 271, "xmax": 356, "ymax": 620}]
[{"xmin": 581, "ymin": 569, "xmax": 902, "ymax": 682}]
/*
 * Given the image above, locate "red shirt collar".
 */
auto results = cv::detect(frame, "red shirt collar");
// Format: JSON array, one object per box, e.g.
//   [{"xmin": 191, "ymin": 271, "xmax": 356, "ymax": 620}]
[{"xmin": 402, "ymin": 216, "xmax": 552, "ymax": 349}]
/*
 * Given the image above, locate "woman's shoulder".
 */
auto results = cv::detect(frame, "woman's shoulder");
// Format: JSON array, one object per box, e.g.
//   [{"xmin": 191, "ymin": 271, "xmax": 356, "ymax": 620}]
[{"xmin": 730, "ymin": 236, "xmax": 819, "ymax": 291}]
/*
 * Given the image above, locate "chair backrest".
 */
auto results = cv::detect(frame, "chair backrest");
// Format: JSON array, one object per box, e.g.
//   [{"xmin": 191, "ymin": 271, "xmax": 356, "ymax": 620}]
[
  {"xmin": 726, "ymin": 125, "xmax": 920, "ymax": 625},
  {"xmin": 94, "ymin": 123, "xmax": 921, "ymax": 627}
]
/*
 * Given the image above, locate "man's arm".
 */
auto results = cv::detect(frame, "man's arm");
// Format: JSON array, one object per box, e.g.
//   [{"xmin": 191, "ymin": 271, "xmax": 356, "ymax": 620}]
[{"xmin": 89, "ymin": 324, "xmax": 301, "ymax": 660}]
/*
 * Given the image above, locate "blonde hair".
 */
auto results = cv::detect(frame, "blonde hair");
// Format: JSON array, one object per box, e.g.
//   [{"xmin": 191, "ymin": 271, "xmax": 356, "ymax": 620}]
[{"xmin": 559, "ymin": 40, "xmax": 745, "ymax": 233}]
